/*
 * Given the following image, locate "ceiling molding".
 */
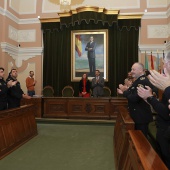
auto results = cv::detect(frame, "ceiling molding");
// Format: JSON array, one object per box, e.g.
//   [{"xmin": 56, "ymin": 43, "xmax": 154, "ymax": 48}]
[
  {"xmin": 0, "ymin": 6, "xmax": 169, "ymax": 24},
  {"xmin": 138, "ymin": 44, "xmax": 168, "ymax": 54},
  {"xmin": 0, "ymin": 7, "xmax": 40, "ymax": 24},
  {"xmin": 142, "ymin": 12, "xmax": 167, "ymax": 19},
  {"xmin": 1, "ymin": 42, "xmax": 43, "ymax": 68},
  {"xmin": 18, "ymin": 18, "xmax": 40, "ymax": 24}
]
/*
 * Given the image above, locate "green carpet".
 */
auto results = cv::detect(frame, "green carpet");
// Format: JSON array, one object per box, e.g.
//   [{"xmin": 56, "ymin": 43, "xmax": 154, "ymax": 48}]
[{"xmin": 0, "ymin": 123, "xmax": 115, "ymax": 170}]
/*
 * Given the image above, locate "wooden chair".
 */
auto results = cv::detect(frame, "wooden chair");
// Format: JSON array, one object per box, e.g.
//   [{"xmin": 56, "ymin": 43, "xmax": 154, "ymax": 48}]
[
  {"xmin": 62, "ymin": 85, "xmax": 74, "ymax": 97},
  {"xmin": 42, "ymin": 86, "xmax": 54, "ymax": 97},
  {"xmin": 103, "ymin": 86, "xmax": 111, "ymax": 97}
]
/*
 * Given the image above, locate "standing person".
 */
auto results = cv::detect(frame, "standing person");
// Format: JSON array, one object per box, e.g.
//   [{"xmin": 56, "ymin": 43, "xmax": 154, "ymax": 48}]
[
  {"xmin": 137, "ymin": 53, "xmax": 170, "ymax": 169},
  {"xmin": 124, "ymin": 78, "xmax": 133, "ymax": 88},
  {"xmin": 0, "ymin": 67, "xmax": 8, "ymax": 110},
  {"xmin": 26, "ymin": 71, "xmax": 36, "ymax": 97},
  {"xmin": 117, "ymin": 62, "xmax": 154, "ymax": 137},
  {"xmin": 6, "ymin": 68, "xmax": 31, "ymax": 109},
  {"xmin": 79, "ymin": 73, "xmax": 91, "ymax": 97},
  {"xmin": 92, "ymin": 70, "xmax": 104, "ymax": 97},
  {"xmin": 85, "ymin": 36, "xmax": 96, "ymax": 77}
]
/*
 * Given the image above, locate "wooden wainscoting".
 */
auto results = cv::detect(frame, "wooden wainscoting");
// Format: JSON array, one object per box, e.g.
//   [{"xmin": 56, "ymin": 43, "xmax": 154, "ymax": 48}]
[
  {"xmin": 114, "ymin": 106, "xmax": 168, "ymax": 170},
  {"xmin": 42, "ymin": 97, "xmax": 128, "ymax": 120},
  {"xmin": 110, "ymin": 97, "xmax": 128, "ymax": 119},
  {"xmin": 21, "ymin": 97, "xmax": 42, "ymax": 118},
  {"xmin": 0, "ymin": 105, "xmax": 38, "ymax": 159},
  {"xmin": 21, "ymin": 97, "xmax": 128, "ymax": 120},
  {"xmin": 114, "ymin": 106, "xmax": 135, "ymax": 170},
  {"xmin": 123, "ymin": 130, "xmax": 168, "ymax": 170}
]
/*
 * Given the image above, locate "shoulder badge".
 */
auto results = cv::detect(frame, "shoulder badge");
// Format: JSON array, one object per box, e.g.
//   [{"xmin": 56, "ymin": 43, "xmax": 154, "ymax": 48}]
[
  {"xmin": 140, "ymin": 77, "xmax": 145, "ymax": 80},
  {"xmin": 138, "ymin": 84, "xmax": 144, "ymax": 88}
]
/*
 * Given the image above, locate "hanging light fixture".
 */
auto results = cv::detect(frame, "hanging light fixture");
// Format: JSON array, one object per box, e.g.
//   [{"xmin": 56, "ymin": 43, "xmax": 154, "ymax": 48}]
[{"xmin": 60, "ymin": 0, "xmax": 71, "ymax": 5}]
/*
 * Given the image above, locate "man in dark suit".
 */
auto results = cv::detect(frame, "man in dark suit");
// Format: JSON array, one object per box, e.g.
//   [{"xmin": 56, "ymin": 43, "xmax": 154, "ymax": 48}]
[
  {"xmin": 85, "ymin": 36, "xmax": 96, "ymax": 77},
  {"xmin": 117, "ymin": 62, "xmax": 154, "ymax": 137},
  {"xmin": 92, "ymin": 70, "xmax": 104, "ymax": 97}
]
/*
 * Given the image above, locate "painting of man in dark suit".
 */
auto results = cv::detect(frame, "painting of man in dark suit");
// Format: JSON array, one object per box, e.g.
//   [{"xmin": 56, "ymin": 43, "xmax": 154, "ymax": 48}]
[
  {"xmin": 72, "ymin": 30, "xmax": 108, "ymax": 81},
  {"xmin": 85, "ymin": 36, "xmax": 96, "ymax": 77}
]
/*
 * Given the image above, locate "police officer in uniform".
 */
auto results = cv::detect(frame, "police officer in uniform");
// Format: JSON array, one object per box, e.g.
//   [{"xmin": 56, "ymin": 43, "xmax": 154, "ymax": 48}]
[
  {"xmin": 6, "ymin": 68, "xmax": 31, "ymax": 109},
  {"xmin": 137, "ymin": 52, "xmax": 170, "ymax": 169},
  {"xmin": 0, "ymin": 67, "xmax": 8, "ymax": 110},
  {"xmin": 117, "ymin": 62, "xmax": 154, "ymax": 137}
]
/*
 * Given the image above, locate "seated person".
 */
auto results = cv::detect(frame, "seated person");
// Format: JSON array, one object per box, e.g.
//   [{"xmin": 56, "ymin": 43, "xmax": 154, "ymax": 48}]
[{"xmin": 79, "ymin": 73, "xmax": 91, "ymax": 97}]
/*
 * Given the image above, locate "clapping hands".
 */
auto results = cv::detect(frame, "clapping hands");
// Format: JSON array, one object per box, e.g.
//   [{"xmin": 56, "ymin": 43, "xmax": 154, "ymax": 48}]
[
  {"xmin": 117, "ymin": 84, "xmax": 129, "ymax": 94},
  {"xmin": 7, "ymin": 80, "xmax": 17, "ymax": 87},
  {"xmin": 148, "ymin": 68, "xmax": 170, "ymax": 91}
]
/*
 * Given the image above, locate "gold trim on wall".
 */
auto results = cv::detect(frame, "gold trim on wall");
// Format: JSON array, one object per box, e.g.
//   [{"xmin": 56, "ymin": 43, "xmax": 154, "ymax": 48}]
[
  {"xmin": 39, "ymin": 6, "xmax": 143, "ymax": 23},
  {"xmin": 103, "ymin": 9, "xmax": 119, "ymax": 15},
  {"xmin": 76, "ymin": 6, "xmax": 99, "ymax": 13},
  {"xmin": 118, "ymin": 14, "xmax": 143, "ymax": 19},
  {"xmin": 39, "ymin": 18, "xmax": 60, "ymax": 23},
  {"xmin": 58, "ymin": 12, "xmax": 72, "ymax": 17}
]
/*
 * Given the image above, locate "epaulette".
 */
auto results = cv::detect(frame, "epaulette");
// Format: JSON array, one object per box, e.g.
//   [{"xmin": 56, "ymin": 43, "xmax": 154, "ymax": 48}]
[
  {"xmin": 140, "ymin": 77, "xmax": 145, "ymax": 80},
  {"xmin": 138, "ymin": 84, "xmax": 144, "ymax": 88}
]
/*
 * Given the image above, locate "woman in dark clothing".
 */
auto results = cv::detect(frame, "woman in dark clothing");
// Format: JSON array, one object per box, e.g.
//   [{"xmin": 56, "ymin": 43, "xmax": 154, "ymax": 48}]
[{"xmin": 79, "ymin": 73, "xmax": 91, "ymax": 97}]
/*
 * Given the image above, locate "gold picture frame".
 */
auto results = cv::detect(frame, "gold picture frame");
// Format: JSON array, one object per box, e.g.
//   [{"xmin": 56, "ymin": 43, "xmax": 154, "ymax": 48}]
[{"xmin": 71, "ymin": 29, "xmax": 108, "ymax": 82}]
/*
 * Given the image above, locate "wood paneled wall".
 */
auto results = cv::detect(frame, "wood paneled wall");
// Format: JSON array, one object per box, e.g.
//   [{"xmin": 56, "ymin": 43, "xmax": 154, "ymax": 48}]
[{"xmin": 0, "ymin": 105, "xmax": 38, "ymax": 159}]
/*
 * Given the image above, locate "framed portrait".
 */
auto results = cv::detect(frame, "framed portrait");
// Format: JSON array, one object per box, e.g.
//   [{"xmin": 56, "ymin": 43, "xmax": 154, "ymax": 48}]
[{"xmin": 71, "ymin": 29, "xmax": 108, "ymax": 82}]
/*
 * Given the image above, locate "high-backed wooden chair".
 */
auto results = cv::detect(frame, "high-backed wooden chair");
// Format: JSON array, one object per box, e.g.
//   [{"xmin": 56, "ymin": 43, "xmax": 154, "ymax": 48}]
[
  {"xmin": 62, "ymin": 85, "xmax": 74, "ymax": 97},
  {"xmin": 103, "ymin": 86, "xmax": 111, "ymax": 97},
  {"xmin": 42, "ymin": 86, "xmax": 54, "ymax": 97}
]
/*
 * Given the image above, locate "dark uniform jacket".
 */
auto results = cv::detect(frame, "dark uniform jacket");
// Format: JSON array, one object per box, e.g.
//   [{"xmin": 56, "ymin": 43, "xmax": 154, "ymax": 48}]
[
  {"xmin": 147, "ymin": 86, "xmax": 170, "ymax": 169},
  {"xmin": 0, "ymin": 78, "xmax": 8, "ymax": 110},
  {"xmin": 123, "ymin": 75, "xmax": 153, "ymax": 124},
  {"xmin": 79, "ymin": 79, "xmax": 91, "ymax": 93},
  {"xmin": 6, "ymin": 76, "xmax": 24, "ymax": 109},
  {"xmin": 0, "ymin": 78, "xmax": 8, "ymax": 102},
  {"xmin": 147, "ymin": 86, "xmax": 170, "ymax": 128}
]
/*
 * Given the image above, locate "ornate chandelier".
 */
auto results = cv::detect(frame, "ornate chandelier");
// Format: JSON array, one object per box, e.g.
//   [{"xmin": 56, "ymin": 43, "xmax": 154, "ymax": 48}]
[{"xmin": 60, "ymin": 0, "xmax": 71, "ymax": 5}]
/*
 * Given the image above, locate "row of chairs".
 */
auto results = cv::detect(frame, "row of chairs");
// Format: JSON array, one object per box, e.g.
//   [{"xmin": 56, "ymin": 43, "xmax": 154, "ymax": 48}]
[{"xmin": 42, "ymin": 85, "xmax": 111, "ymax": 97}]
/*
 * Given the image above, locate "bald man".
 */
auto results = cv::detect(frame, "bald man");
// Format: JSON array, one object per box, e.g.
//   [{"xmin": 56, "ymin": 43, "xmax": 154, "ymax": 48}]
[{"xmin": 117, "ymin": 62, "xmax": 154, "ymax": 137}]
